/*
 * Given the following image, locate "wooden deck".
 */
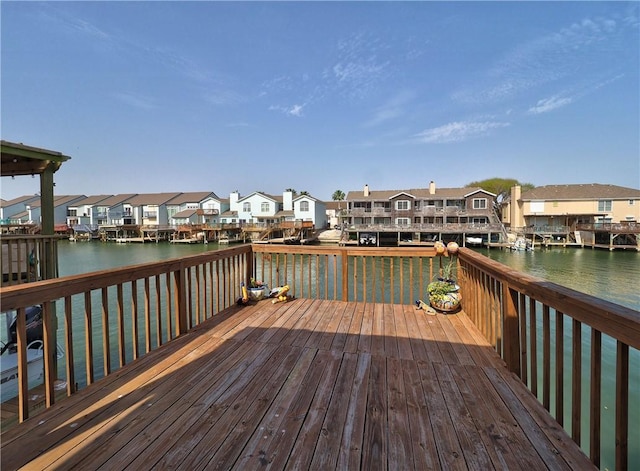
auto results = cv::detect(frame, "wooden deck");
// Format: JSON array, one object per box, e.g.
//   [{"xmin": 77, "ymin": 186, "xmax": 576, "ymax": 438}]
[{"xmin": 1, "ymin": 299, "xmax": 594, "ymax": 470}]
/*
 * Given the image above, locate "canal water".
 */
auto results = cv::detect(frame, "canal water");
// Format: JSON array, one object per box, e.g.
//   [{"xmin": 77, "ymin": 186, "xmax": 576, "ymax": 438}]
[{"xmin": 9, "ymin": 242, "xmax": 640, "ymax": 467}]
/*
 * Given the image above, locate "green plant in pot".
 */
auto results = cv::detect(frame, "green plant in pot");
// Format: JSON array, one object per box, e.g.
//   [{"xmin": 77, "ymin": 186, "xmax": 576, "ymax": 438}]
[{"xmin": 428, "ymin": 242, "xmax": 462, "ymax": 312}]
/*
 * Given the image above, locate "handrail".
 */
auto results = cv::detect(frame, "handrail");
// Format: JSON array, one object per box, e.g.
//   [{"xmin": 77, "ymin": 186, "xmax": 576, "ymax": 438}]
[
  {"xmin": 0, "ymin": 244, "xmax": 252, "ymax": 423},
  {"xmin": 458, "ymin": 247, "xmax": 639, "ymax": 470}
]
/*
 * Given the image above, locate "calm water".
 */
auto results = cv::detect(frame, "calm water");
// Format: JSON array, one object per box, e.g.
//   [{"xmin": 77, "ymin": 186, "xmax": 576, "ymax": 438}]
[{"xmin": 476, "ymin": 246, "xmax": 640, "ymax": 311}]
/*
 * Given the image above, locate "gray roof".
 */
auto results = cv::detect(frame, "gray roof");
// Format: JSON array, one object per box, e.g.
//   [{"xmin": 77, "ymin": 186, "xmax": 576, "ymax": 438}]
[
  {"xmin": 172, "ymin": 209, "xmax": 198, "ymax": 218},
  {"xmin": 125, "ymin": 192, "xmax": 182, "ymax": 205},
  {"xmin": 68, "ymin": 195, "xmax": 114, "ymax": 206},
  {"xmin": 521, "ymin": 184, "xmax": 640, "ymax": 200},
  {"xmin": 347, "ymin": 186, "xmax": 487, "ymax": 200},
  {"xmin": 0, "ymin": 195, "xmax": 40, "ymax": 207},
  {"xmin": 167, "ymin": 192, "xmax": 219, "ymax": 204},
  {"xmin": 94, "ymin": 194, "xmax": 138, "ymax": 206}
]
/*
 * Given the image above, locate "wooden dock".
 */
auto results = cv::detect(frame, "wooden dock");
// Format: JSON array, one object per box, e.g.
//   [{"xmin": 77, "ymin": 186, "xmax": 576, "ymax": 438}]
[{"xmin": 0, "ymin": 299, "xmax": 594, "ymax": 470}]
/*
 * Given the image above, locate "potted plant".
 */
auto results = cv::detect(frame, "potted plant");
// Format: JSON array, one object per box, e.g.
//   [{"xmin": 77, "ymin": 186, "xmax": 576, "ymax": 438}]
[
  {"xmin": 428, "ymin": 242, "xmax": 462, "ymax": 312},
  {"xmin": 247, "ymin": 278, "xmax": 269, "ymax": 301}
]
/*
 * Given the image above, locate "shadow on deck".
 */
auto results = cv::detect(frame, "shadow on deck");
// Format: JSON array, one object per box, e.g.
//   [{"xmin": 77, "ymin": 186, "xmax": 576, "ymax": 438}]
[{"xmin": 0, "ymin": 299, "xmax": 594, "ymax": 470}]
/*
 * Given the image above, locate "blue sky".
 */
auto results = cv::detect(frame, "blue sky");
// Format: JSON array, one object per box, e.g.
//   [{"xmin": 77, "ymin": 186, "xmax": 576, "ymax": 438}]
[{"xmin": 2, "ymin": 1, "xmax": 639, "ymax": 201}]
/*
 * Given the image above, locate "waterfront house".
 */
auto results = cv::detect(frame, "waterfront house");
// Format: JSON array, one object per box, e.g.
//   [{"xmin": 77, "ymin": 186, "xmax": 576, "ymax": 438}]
[
  {"xmin": 232, "ymin": 191, "xmax": 283, "ymax": 224},
  {"xmin": 505, "ymin": 184, "xmax": 640, "ymax": 248},
  {"xmin": 344, "ymin": 181, "xmax": 501, "ymax": 245},
  {"xmin": 93, "ymin": 193, "xmax": 138, "ymax": 226},
  {"xmin": 66, "ymin": 194, "xmax": 113, "ymax": 232},
  {"xmin": 293, "ymin": 193, "xmax": 327, "ymax": 228},
  {"xmin": 120, "ymin": 192, "xmax": 182, "ymax": 226},
  {"xmin": 0, "ymin": 195, "xmax": 40, "ymax": 226},
  {"xmin": 166, "ymin": 191, "xmax": 222, "ymax": 226},
  {"xmin": 19, "ymin": 195, "xmax": 87, "ymax": 228}
]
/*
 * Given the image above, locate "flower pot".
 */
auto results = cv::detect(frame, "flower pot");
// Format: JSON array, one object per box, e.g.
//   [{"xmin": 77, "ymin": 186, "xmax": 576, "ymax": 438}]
[
  {"xmin": 248, "ymin": 287, "xmax": 268, "ymax": 301},
  {"xmin": 429, "ymin": 291, "xmax": 462, "ymax": 312},
  {"xmin": 427, "ymin": 281, "xmax": 462, "ymax": 313}
]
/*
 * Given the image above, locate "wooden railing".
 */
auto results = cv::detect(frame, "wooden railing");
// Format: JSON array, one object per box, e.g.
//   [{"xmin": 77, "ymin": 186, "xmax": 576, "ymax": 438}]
[
  {"xmin": 0, "ymin": 243, "xmax": 637, "ymax": 470},
  {"xmin": 458, "ymin": 248, "xmax": 639, "ymax": 471},
  {"xmin": 0, "ymin": 245, "xmax": 252, "ymax": 423},
  {"xmin": 251, "ymin": 244, "xmax": 441, "ymax": 304},
  {"xmin": 1, "ymin": 235, "xmax": 64, "ymax": 287}
]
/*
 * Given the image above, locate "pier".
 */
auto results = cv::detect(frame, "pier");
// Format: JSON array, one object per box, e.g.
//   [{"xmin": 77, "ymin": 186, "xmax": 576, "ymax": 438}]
[{"xmin": 0, "ymin": 244, "xmax": 637, "ymax": 470}]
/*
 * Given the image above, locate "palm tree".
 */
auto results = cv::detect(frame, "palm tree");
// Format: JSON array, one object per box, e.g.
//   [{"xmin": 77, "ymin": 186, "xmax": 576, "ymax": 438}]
[{"xmin": 332, "ymin": 190, "xmax": 346, "ymax": 228}]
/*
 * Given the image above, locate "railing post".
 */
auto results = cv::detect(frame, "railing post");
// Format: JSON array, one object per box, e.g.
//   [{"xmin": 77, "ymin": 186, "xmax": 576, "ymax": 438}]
[
  {"xmin": 174, "ymin": 267, "xmax": 188, "ymax": 336},
  {"xmin": 502, "ymin": 283, "xmax": 521, "ymax": 376},
  {"xmin": 340, "ymin": 248, "xmax": 348, "ymax": 301}
]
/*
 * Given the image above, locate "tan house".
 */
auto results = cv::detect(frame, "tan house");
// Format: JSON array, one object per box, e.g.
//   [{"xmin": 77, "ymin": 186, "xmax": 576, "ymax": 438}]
[
  {"xmin": 505, "ymin": 183, "xmax": 640, "ymax": 249},
  {"xmin": 507, "ymin": 184, "xmax": 640, "ymax": 229}
]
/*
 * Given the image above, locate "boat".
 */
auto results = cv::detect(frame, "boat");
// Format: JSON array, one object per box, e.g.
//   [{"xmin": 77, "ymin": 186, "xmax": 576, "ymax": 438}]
[
  {"xmin": 359, "ymin": 233, "xmax": 377, "ymax": 246},
  {"xmin": 510, "ymin": 237, "xmax": 533, "ymax": 251},
  {"xmin": 0, "ymin": 306, "xmax": 64, "ymax": 403},
  {"xmin": 466, "ymin": 237, "xmax": 483, "ymax": 246}
]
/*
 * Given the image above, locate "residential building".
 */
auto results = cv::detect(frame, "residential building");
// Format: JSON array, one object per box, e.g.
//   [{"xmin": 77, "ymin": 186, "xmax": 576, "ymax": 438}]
[
  {"xmin": 345, "ymin": 182, "xmax": 499, "ymax": 228},
  {"xmin": 120, "ymin": 193, "xmax": 182, "ymax": 226},
  {"xmin": 166, "ymin": 192, "xmax": 222, "ymax": 226},
  {"xmin": 507, "ymin": 183, "xmax": 640, "ymax": 229},
  {"xmin": 0, "ymin": 195, "xmax": 41, "ymax": 224},
  {"xmin": 66, "ymin": 195, "xmax": 113, "ymax": 228},
  {"xmin": 94, "ymin": 194, "xmax": 138, "ymax": 226}
]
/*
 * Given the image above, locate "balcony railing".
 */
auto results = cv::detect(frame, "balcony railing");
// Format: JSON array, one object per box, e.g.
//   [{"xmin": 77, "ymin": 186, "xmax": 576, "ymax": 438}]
[
  {"xmin": 1, "ymin": 235, "xmax": 64, "ymax": 287},
  {"xmin": 0, "ymin": 244, "xmax": 637, "ymax": 469}
]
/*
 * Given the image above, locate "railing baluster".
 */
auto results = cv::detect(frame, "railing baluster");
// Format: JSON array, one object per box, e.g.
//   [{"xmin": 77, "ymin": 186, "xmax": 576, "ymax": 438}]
[
  {"xmin": 615, "ymin": 341, "xmax": 629, "ymax": 471},
  {"xmin": 529, "ymin": 298, "xmax": 537, "ymax": 397},
  {"xmin": 117, "ymin": 283, "xmax": 125, "ymax": 367},
  {"xmin": 101, "ymin": 287, "xmax": 111, "ymax": 375},
  {"xmin": 144, "ymin": 277, "xmax": 151, "ymax": 353},
  {"xmin": 590, "ymin": 329, "xmax": 601, "ymax": 467},
  {"xmin": 84, "ymin": 292, "xmax": 94, "ymax": 385},
  {"xmin": 64, "ymin": 296, "xmax": 75, "ymax": 395},
  {"xmin": 131, "ymin": 280, "xmax": 139, "ymax": 360},
  {"xmin": 42, "ymin": 301, "xmax": 56, "ymax": 407},
  {"xmin": 543, "ymin": 304, "xmax": 551, "ymax": 411},
  {"xmin": 16, "ymin": 306, "xmax": 28, "ymax": 422},
  {"xmin": 572, "ymin": 318, "xmax": 582, "ymax": 445},
  {"xmin": 556, "ymin": 310, "xmax": 565, "ymax": 426},
  {"xmin": 155, "ymin": 275, "xmax": 163, "ymax": 346},
  {"xmin": 519, "ymin": 293, "xmax": 528, "ymax": 384}
]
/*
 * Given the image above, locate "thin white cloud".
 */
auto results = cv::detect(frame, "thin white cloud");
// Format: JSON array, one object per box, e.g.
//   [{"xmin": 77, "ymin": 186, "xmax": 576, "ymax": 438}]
[
  {"xmin": 528, "ymin": 95, "xmax": 573, "ymax": 114},
  {"xmin": 453, "ymin": 14, "xmax": 632, "ymax": 106},
  {"xmin": 324, "ymin": 32, "xmax": 391, "ymax": 101},
  {"xmin": 364, "ymin": 90, "xmax": 416, "ymax": 127},
  {"xmin": 204, "ymin": 89, "xmax": 246, "ymax": 106},
  {"xmin": 414, "ymin": 121, "xmax": 510, "ymax": 144},
  {"xmin": 268, "ymin": 104, "xmax": 305, "ymax": 117},
  {"xmin": 112, "ymin": 92, "xmax": 157, "ymax": 110}
]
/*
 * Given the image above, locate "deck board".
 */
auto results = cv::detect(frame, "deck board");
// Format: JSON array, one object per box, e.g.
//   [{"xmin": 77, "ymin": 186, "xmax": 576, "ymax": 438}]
[{"xmin": 0, "ymin": 299, "xmax": 595, "ymax": 471}]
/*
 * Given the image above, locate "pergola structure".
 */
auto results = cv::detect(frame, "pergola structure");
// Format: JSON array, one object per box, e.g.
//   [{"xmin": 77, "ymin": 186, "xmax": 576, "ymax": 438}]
[
  {"xmin": 1, "ymin": 140, "xmax": 71, "ymax": 235},
  {"xmin": 1, "ymin": 140, "xmax": 71, "ymax": 280}
]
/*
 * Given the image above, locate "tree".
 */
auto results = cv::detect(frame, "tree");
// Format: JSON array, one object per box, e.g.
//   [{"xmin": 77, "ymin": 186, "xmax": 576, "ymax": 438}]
[
  {"xmin": 285, "ymin": 188, "xmax": 297, "ymax": 196},
  {"xmin": 465, "ymin": 178, "xmax": 534, "ymax": 209},
  {"xmin": 299, "ymin": 190, "xmax": 310, "ymax": 196},
  {"xmin": 332, "ymin": 190, "xmax": 346, "ymax": 227}
]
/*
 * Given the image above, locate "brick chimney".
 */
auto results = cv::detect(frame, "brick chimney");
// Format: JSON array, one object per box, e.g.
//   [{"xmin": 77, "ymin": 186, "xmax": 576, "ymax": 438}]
[
  {"xmin": 364, "ymin": 184, "xmax": 370, "ymax": 197},
  {"xmin": 429, "ymin": 181, "xmax": 436, "ymax": 195}
]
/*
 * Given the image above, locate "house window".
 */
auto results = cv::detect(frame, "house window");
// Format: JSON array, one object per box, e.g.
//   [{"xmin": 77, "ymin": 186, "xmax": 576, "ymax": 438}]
[
  {"xmin": 629, "ymin": 200, "xmax": 635, "ymax": 205},
  {"xmin": 472, "ymin": 198, "xmax": 487, "ymax": 209},
  {"xmin": 396, "ymin": 218, "xmax": 410, "ymax": 226},
  {"xmin": 243, "ymin": 202, "xmax": 251, "ymax": 212},
  {"xmin": 261, "ymin": 202, "xmax": 269, "ymax": 212},
  {"xmin": 396, "ymin": 200, "xmax": 410, "ymax": 210},
  {"xmin": 598, "ymin": 200, "xmax": 612, "ymax": 212},
  {"xmin": 300, "ymin": 201, "xmax": 309, "ymax": 211}
]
